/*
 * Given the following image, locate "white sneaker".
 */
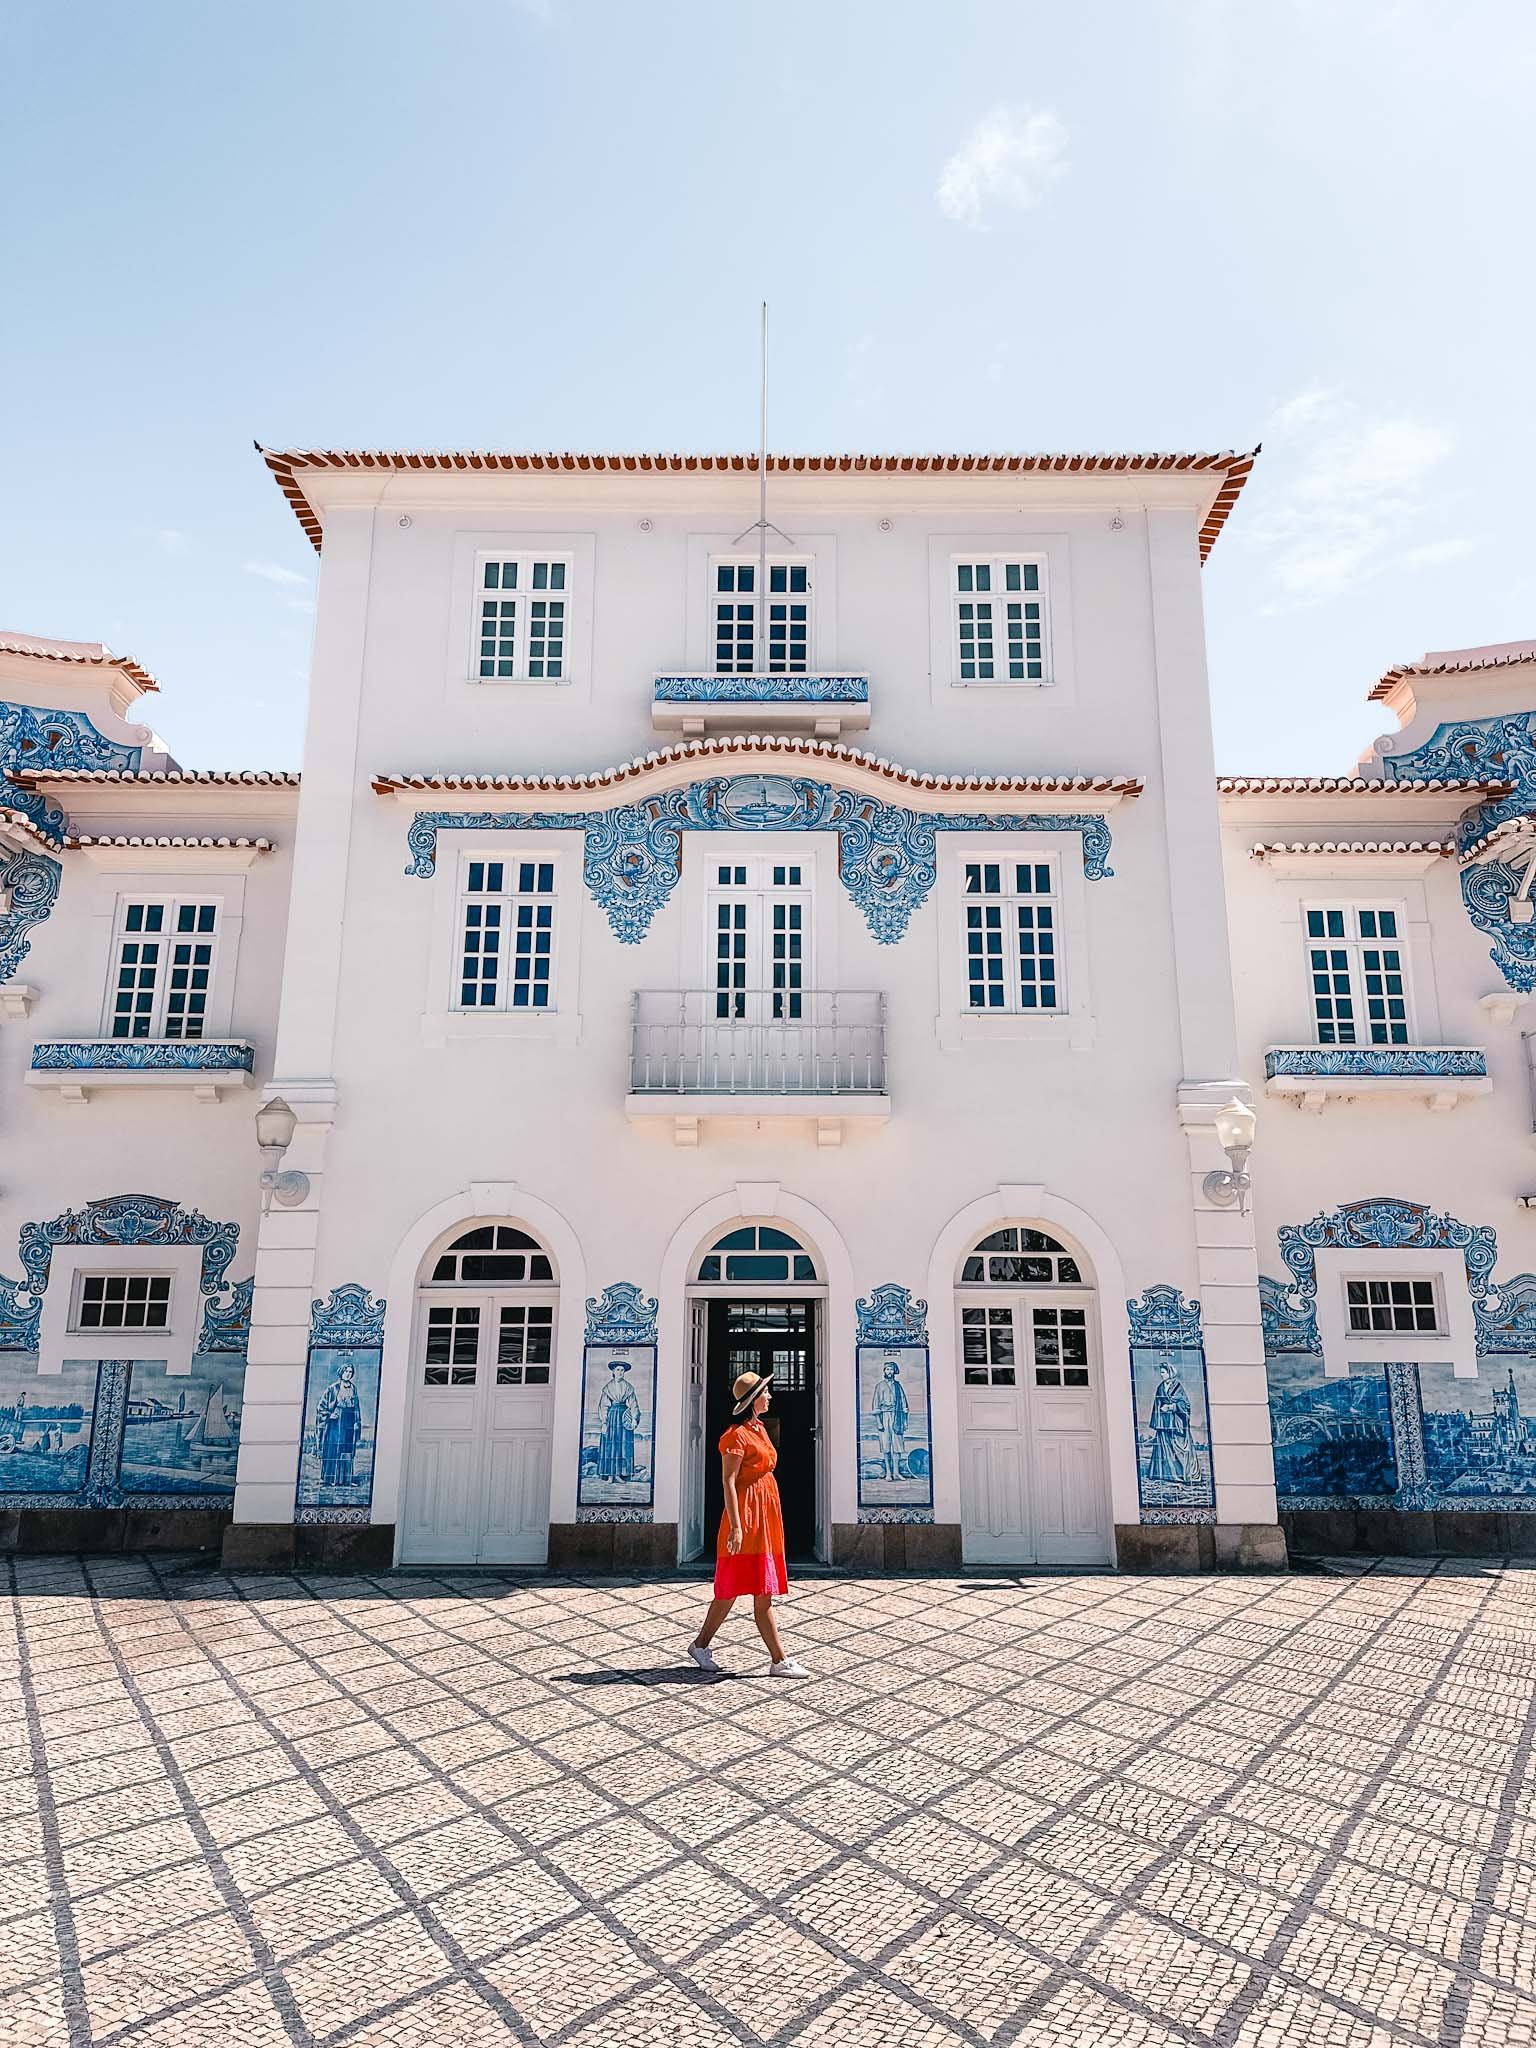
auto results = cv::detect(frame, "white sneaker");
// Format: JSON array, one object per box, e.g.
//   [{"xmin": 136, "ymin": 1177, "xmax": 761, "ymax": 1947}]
[
  {"xmin": 687, "ymin": 1643, "xmax": 721, "ymax": 1672},
  {"xmin": 769, "ymin": 1658, "xmax": 810, "ymax": 1678}
]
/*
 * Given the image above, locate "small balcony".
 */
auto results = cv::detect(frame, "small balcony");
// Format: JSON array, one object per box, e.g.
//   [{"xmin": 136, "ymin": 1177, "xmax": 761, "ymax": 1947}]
[
  {"xmin": 626, "ymin": 990, "xmax": 889, "ymax": 1145},
  {"xmin": 651, "ymin": 673, "xmax": 870, "ymax": 739},
  {"xmin": 1263, "ymin": 1044, "xmax": 1491, "ymax": 1114},
  {"xmin": 26, "ymin": 1038, "xmax": 256, "ymax": 1104}
]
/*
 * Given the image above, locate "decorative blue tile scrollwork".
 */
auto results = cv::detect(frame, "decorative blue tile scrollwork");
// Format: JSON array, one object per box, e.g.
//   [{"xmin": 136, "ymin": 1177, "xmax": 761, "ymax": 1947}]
[
  {"xmin": 1126, "ymin": 1284, "xmax": 1203, "ymax": 1351},
  {"xmin": 1384, "ymin": 711, "xmax": 1536, "ymax": 992},
  {"xmin": 404, "ymin": 773, "xmax": 1118, "ymax": 944},
  {"xmin": 0, "ymin": 848, "xmax": 62, "ymax": 983},
  {"xmin": 653, "ymin": 675, "xmax": 870, "ymax": 704},
  {"xmin": 1475, "ymin": 1273, "xmax": 1536, "ymax": 1353},
  {"xmin": 585, "ymin": 1282, "xmax": 659, "ymax": 1347},
  {"xmin": 0, "ymin": 775, "xmax": 67, "ymax": 848},
  {"xmin": 1263, "ymin": 1048, "xmax": 1487, "ymax": 1080},
  {"xmin": 310, "ymin": 1283, "xmax": 387, "ymax": 1349},
  {"xmin": 855, "ymin": 1284, "xmax": 928, "ymax": 1345},
  {"xmin": 199, "ymin": 1276, "xmax": 253, "ymax": 1355},
  {"xmin": 30, "ymin": 1041, "xmax": 256, "ymax": 1073},
  {"xmin": 0, "ymin": 1275, "xmax": 42, "ymax": 1353},
  {"xmin": 1127, "ymin": 1285, "xmax": 1215, "ymax": 1523},
  {"xmin": 1277, "ymin": 1197, "xmax": 1498, "ymax": 1323},
  {"xmin": 1258, "ymin": 1274, "xmax": 1321, "ymax": 1357},
  {"xmin": 18, "ymin": 1194, "xmax": 243, "ymax": 1317},
  {"xmin": 1, "ymin": 699, "xmax": 143, "ymax": 775}
]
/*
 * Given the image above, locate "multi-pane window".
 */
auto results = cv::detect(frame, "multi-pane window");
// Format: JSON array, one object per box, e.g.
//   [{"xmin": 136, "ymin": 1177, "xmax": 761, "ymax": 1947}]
[
  {"xmin": 75, "ymin": 1273, "xmax": 171, "ymax": 1330},
  {"xmin": 430, "ymin": 1226, "xmax": 554, "ymax": 1284},
  {"xmin": 697, "ymin": 1226, "xmax": 818, "ymax": 1283},
  {"xmin": 110, "ymin": 901, "xmax": 218, "ymax": 1040},
  {"xmin": 475, "ymin": 556, "xmax": 569, "ymax": 680},
  {"xmin": 422, "ymin": 1304, "xmax": 480, "ymax": 1383},
  {"xmin": 1346, "ymin": 1278, "xmax": 1440, "ymax": 1335},
  {"xmin": 953, "ymin": 559, "xmax": 1047, "ymax": 683},
  {"xmin": 963, "ymin": 861, "xmax": 1059, "ymax": 1013},
  {"xmin": 457, "ymin": 860, "xmax": 555, "ymax": 1012},
  {"xmin": 1305, "ymin": 907, "xmax": 1410, "ymax": 1045},
  {"xmin": 961, "ymin": 1228, "xmax": 1082, "ymax": 1285},
  {"xmin": 712, "ymin": 559, "xmax": 812, "ymax": 674},
  {"xmin": 1031, "ymin": 1307, "xmax": 1090, "ymax": 1387},
  {"xmin": 495, "ymin": 1305, "xmax": 553, "ymax": 1384},
  {"xmin": 961, "ymin": 1308, "xmax": 1017, "ymax": 1385},
  {"xmin": 711, "ymin": 861, "xmax": 806, "ymax": 1021}
]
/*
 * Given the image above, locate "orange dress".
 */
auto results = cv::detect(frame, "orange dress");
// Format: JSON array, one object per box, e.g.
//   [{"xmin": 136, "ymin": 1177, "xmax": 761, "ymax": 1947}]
[{"xmin": 714, "ymin": 1419, "xmax": 788, "ymax": 1598}]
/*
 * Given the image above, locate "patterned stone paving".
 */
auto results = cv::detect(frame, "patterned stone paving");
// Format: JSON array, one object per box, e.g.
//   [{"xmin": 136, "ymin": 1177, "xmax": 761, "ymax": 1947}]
[{"xmin": 3, "ymin": 1557, "xmax": 1535, "ymax": 2048}]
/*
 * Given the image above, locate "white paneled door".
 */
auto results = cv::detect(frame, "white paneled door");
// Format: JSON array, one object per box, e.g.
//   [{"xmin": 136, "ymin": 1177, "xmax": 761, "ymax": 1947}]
[
  {"xmin": 400, "ymin": 1292, "xmax": 555, "ymax": 1564},
  {"xmin": 958, "ymin": 1293, "xmax": 1109, "ymax": 1566}
]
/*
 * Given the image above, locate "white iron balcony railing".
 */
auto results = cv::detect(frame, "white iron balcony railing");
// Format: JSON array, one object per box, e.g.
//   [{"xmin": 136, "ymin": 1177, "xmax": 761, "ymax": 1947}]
[{"xmin": 629, "ymin": 990, "xmax": 887, "ymax": 1097}]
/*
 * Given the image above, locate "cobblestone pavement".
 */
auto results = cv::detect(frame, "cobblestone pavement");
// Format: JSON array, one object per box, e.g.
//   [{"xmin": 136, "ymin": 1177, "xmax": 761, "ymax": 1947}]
[{"xmin": 3, "ymin": 1557, "xmax": 1536, "ymax": 2048}]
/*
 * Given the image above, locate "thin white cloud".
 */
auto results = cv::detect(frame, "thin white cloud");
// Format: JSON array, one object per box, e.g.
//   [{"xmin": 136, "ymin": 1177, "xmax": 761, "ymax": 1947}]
[
  {"xmin": 244, "ymin": 559, "xmax": 312, "ymax": 591},
  {"xmin": 937, "ymin": 107, "xmax": 1067, "ymax": 227},
  {"xmin": 156, "ymin": 529, "xmax": 190, "ymax": 557},
  {"xmin": 1246, "ymin": 389, "xmax": 1457, "ymax": 610},
  {"xmin": 1401, "ymin": 536, "xmax": 1478, "ymax": 570}
]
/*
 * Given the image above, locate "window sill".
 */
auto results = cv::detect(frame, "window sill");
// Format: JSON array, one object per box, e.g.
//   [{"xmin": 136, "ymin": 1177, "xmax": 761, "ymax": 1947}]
[
  {"xmin": 26, "ymin": 1039, "xmax": 255, "ymax": 1104},
  {"xmin": 937, "ymin": 1011, "xmax": 1092, "ymax": 1051},
  {"xmin": 1263, "ymin": 1044, "xmax": 1490, "ymax": 1112},
  {"xmin": 423, "ymin": 1011, "xmax": 581, "ymax": 1048},
  {"xmin": 948, "ymin": 678, "xmax": 1054, "ymax": 693},
  {"xmin": 465, "ymin": 676, "xmax": 573, "ymax": 689}
]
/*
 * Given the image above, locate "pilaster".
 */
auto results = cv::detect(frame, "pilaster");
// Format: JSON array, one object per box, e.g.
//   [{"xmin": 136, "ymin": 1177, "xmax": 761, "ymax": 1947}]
[
  {"xmin": 1178, "ymin": 1083, "xmax": 1278, "ymax": 1528},
  {"xmin": 232, "ymin": 1088, "xmax": 336, "ymax": 1524}
]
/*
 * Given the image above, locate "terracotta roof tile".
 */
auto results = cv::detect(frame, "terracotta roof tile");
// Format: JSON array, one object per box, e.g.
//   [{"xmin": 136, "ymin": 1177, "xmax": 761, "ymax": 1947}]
[
  {"xmin": 260, "ymin": 445, "xmax": 1257, "ymax": 564},
  {"xmin": 371, "ymin": 735, "xmax": 1141, "ymax": 799},
  {"xmin": 1369, "ymin": 640, "xmax": 1536, "ymax": 704},
  {"xmin": 1249, "ymin": 839, "xmax": 1456, "ymax": 859},
  {"xmin": 1218, "ymin": 775, "xmax": 1510, "ymax": 796},
  {"xmin": 0, "ymin": 632, "xmax": 159, "ymax": 696},
  {"xmin": 14, "ymin": 768, "xmax": 299, "ymax": 787}
]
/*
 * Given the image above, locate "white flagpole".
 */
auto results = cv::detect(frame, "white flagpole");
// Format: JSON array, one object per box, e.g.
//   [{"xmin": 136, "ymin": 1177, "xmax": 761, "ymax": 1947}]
[{"xmin": 758, "ymin": 300, "xmax": 768, "ymax": 670}]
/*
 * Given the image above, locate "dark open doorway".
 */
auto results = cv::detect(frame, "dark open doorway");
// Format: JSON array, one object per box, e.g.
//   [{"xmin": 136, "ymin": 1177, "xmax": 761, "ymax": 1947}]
[{"xmin": 703, "ymin": 1300, "xmax": 818, "ymax": 1560}]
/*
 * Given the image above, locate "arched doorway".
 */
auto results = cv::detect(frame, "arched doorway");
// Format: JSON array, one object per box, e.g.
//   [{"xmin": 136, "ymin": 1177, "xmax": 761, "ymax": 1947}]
[
  {"xmin": 685, "ymin": 1223, "xmax": 825, "ymax": 1564},
  {"xmin": 399, "ymin": 1222, "xmax": 558, "ymax": 1564},
  {"xmin": 956, "ymin": 1223, "xmax": 1109, "ymax": 1565}
]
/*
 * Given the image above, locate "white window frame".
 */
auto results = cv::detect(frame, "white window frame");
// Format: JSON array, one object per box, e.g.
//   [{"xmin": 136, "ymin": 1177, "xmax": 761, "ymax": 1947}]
[
  {"xmin": 957, "ymin": 854, "xmax": 1063, "ymax": 1018},
  {"xmin": 1301, "ymin": 898, "xmax": 1416, "ymax": 1047},
  {"xmin": 1315, "ymin": 1249, "xmax": 1476, "ymax": 1379},
  {"xmin": 949, "ymin": 554, "xmax": 1050, "ymax": 687},
  {"xmin": 423, "ymin": 836, "xmax": 581, "ymax": 1046},
  {"xmin": 937, "ymin": 836, "xmax": 1093, "ymax": 1049},
  {"xmin": 708, "ymin": 553, "xmax": 815, "ymax": 675},
  {"xmin": 453, "ymin": 855, "xmax": 559, "ymax": 1017},
  {"xmin": 471, "ymin": 550, "xmax": 574, "ymax": 684},
  {"xmin": 927, "ymin": 532, "xmax": 1073, "ymax": 708},
  {"xmin": 39, "ymin": 1245, "xmax": 205, "ymax": 1374},
  {"xmin": 1342, "ymin": 1272, "xmax": 1445, "ymax": 1340},
  {"xmin": 69, "ymin": 1269, "xmax": 175, "ymax": 1336},
  {"xmin": 103, "ymin": 895, "xmax": 222, "ymax": 1041},
  {"xmin": 445, "ymin": 532, "xmax": 595, "ymax": 706},
  {"xmin": 704, "ymin": 854, "xmax": 813, "ymax": 1021}
]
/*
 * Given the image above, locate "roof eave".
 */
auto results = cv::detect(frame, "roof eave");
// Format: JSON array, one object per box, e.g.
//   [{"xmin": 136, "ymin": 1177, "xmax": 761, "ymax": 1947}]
[{"xmin": 259, "ymin": 444, "xmax": 1259, "ymax": 564}]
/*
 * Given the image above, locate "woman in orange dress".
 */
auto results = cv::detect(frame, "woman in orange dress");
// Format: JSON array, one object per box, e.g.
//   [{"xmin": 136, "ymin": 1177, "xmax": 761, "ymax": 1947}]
[{"xmin": 687, "ymin": 1371, "xmax": 810, "ymax": 1677}]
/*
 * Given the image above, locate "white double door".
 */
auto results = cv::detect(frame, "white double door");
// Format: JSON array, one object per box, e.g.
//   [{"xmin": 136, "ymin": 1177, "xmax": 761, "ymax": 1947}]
[
  {"xmin": 958, "ymin": 1291, "xmax": 1109, "ymax": 1566},
  {"xmin": 400, "ymin": 1290, "xmax": 555, "ymax": 1564}
]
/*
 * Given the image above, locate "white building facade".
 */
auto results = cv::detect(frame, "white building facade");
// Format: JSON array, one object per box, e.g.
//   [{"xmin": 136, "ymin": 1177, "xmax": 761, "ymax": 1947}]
[{"xmin": 4, "ymin": 450, "xmax": 1533, "ymax": 1571}]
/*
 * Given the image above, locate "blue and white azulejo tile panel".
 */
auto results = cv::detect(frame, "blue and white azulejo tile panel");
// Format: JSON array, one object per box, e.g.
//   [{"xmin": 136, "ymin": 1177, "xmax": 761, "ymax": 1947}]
[
  {"xmin": 120, "ymin": 1358, "xmax": 244, "ymax": 1498},
  {"xmin": 1266, "ymin": 1357, "xmax": 1398, "ymax": 1508},
  {"xmin": 1127, "ymin": 1287, "xmax": 1216, "ymax": 1524},
  {"xmin": 0, "ymin": 1356, "xmax": 96, "ymax": 1497},
  {"xmin": 854, "ymin": 1287, "xmax": 933, "ymax": 1521},
  {"xmin": 577, "ymin": 1344, "xmax": 656, "ymax": 1520},
  {"xmin": 296, "ymin": 1286, "xmax": 386, "ymax": 1525}
]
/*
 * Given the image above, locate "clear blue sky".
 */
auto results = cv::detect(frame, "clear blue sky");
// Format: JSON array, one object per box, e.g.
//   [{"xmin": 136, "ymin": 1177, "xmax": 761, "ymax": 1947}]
[{"xmin": 4, "ymin": 0, "xmax": 1533, "ymax": 772}]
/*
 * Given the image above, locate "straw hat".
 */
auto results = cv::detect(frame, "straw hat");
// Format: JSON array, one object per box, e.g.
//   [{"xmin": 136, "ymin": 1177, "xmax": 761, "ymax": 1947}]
[{"xmin": 731, "ymin": 1371, "xmax": 773, "ymax": 1417}]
